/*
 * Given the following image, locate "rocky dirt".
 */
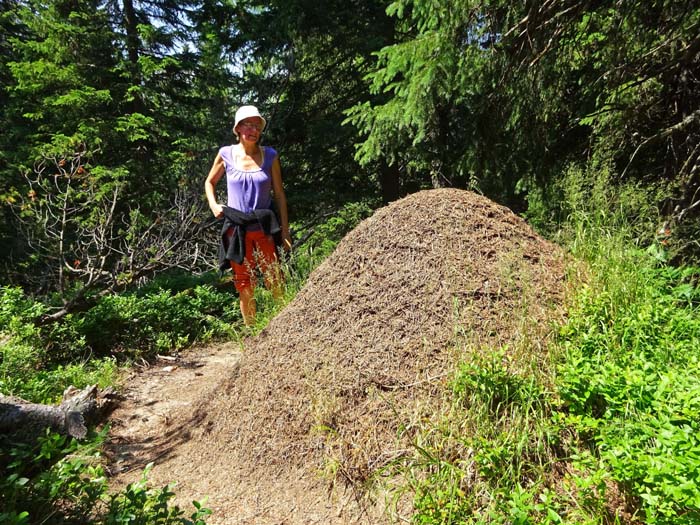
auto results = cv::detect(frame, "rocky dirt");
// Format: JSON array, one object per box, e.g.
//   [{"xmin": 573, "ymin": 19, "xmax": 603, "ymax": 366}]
[{"xmin": 106, "ymin": 189, "xmax": 566, "ymax": 524}]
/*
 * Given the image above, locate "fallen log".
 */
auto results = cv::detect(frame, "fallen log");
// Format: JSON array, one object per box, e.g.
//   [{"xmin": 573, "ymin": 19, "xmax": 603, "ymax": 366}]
[{"xmin": 0, "ymin": 384, "xmax": 119, "ymax": 440}]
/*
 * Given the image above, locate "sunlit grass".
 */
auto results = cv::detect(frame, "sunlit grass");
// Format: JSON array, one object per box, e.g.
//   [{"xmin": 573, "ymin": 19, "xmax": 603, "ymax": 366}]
[{"xmin": 382, "ymin": 172, "xmax": 700, "ymax": 524}]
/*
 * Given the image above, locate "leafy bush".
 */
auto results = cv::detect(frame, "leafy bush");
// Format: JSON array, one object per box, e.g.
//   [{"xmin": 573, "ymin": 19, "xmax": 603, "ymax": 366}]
[
  {"xmin": 559, "ymin": 257, "xmax": 700, "ymax": 524},
  {"xmin": 1, "ymin": 287, "xmax": 118, "ymax": 403},
  {"xmin": 0, "ymin": 287, "xmax": 46, "ymax": 333},
  {"xmin": 1, "ymin": 430, "xmax": 106, "ymax": 523},
  {"xmin": 77, "ymin": 284, "xmax": 238, "ymax": 357},
  {"xmin": 526, "ymin": 158, "xmax": 666, "ymax": 249},
  {"xmin": 1, "ymin": 282, "xmax": 239, "ymax": 400},
  {"xmin": 105, "ymin": 465, "xmax": 211, "ymax": 525},
  {"xmin": 0, "ymin": 345, "xmax": 119, "ymax": 404},
  {"xmin": 0, "ymin": 430, "xmax": 210, "ymax": 524}
]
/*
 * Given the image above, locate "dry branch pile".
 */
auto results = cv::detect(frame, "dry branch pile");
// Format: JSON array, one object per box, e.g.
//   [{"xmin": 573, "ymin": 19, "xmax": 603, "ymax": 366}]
[{"xmin": 186, "ymin": 188, "xmax": 566, "ymax": 486}]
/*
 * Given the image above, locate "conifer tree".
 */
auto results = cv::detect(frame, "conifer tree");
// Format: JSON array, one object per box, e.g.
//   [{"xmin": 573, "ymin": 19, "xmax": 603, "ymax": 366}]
[
  {"xmin": 231, "ymin": 0, "xmax": 397, "ymax": 212},
  {"xmin": 0, "ymin": 0, "xmax": 241, "ymax": 292},
  {"xmin": 346, "ymin": 0, "xmax": 700, "ymax": 231}
]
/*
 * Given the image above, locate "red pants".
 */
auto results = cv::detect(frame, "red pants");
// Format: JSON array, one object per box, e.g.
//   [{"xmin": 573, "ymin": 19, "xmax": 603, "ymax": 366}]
[{"xmin": 228, "ymin": 228, "xmax": 279, "ymax": 293}]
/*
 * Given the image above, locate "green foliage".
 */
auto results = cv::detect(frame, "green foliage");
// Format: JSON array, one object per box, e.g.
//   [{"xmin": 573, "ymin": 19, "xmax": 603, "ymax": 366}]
[
  {"xmin": 0, "ymin": 344, "xmax": 119, "ymax": 405},
  {"xmin": 451, "ymin": 348, "xmax": 546, "ymax": 419},
  {"xmin": 526, "ymin": 155, "xmax": 668, "ymax": 248},
  {"xmin": 0, "ymin": 286, "xmax": 46, "ymax": 334},
  {"xmin": 0, "ymin": 286, "xmax": 118, "ymax": 403},
  {"xmin": 0, "ymin": 431, "xmax": 211, "ymax": 525},
  {"xmin": 104, "ymin": 464, "xmax": 211, "ymax": 525},
  {"xmin": 558, "ymin": 253, "xmax": 700, "ymax": 524},
  {"xmin": 1, "ymin": 277, "xmax": 239, "ymax": 402},
  {"xmin": 0, "ymin": 430, "xmax": 107, "ymax": 524},
  {"xmin": 77, "ymin": 285, "xmax": 238, "ymax": 357}
]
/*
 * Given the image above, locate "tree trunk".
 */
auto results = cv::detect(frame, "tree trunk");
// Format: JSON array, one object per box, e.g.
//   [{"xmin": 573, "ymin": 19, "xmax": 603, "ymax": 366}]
[
  {"xmin": 379, "ymin": 161, "xmax": 401, "ymax": 203},
  {"xmin": 430, "ymin": 104, "xmax": 452, "ymax": 189},
  {"xmin": 122, "ymin": 0, "xmax": 140, "ymax": 68}
]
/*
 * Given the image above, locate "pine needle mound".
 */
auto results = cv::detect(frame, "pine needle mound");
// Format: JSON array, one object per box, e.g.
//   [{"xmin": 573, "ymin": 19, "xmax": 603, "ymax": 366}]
[{"xmin": 193, "ymin": 188, "xmax": 565, "ymax": 485}]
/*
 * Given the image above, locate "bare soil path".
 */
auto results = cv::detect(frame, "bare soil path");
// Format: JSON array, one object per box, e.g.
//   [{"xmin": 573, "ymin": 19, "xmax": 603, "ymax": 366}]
[{"xmin": 106, "ymin": 341, "xmax": 243, "ymax": 480}]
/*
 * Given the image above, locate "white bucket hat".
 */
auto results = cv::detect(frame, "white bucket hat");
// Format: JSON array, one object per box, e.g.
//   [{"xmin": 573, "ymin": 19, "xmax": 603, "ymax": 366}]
[{"xmin": 233, "ymin": 105, "xmax": 267, "ymax": 136}]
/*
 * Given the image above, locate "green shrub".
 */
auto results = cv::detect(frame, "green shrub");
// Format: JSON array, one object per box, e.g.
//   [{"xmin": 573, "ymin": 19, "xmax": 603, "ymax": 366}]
[
  {"xmin": 0, "ymin": 287, "xmax": 46, "ymax": 335},
  {"xmin": 0, "ymin": 430, "xmax": 210, "ymax": 525},
  {"xmin": 1, "ymin": 430, "xmax": 108, "ymax": 523},
  {"xmin": 105, "ymin": 465, "xmax": 211, "ymax": 525},
  {"xmin": 77, "ymin": 284, "xmax": 238, "ymax": 357},
  {"xmin": 0, "ymin": 343, "xmax": 118, "ymax": 403},
  {"xmin": 558, "ymin": 257, "xmax": 700, "ymax": 524},
  {"xmin": 526, "ymin": 157, "xmax": 666, "ymax": 250},
  {"xmin": 3, "ymin": 279, "xmax": 240, "ymax": 365},
  {"xmin": 1, "ymin": 287, "xmax": 118, "ymax": 403},
  {"xmin": 451, "ymin": 348, "xmax": 546, "ymax": 418}
]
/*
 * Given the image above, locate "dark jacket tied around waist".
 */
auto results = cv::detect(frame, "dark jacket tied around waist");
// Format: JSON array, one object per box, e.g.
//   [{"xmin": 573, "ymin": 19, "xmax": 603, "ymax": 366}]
[{"xmin": 218, "ymin": 206, "xmax": 280, "ymax": 271}]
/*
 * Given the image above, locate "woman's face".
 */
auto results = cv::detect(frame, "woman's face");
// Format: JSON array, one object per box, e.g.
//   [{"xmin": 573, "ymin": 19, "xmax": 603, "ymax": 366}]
[{"xmin": 237, "ymin": 117, "xmax": 264, "ymax": 143}]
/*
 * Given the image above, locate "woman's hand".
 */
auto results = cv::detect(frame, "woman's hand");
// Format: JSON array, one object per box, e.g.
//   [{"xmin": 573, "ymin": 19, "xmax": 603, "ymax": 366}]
[{"xmin": 210, "ymin": 203, "xmax": 224, "ymax": 218}]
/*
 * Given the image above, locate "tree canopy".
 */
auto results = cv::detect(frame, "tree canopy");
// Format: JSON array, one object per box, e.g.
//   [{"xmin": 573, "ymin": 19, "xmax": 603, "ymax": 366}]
[{"xmin": 1, "ymin": 0, "xmax": 699, "ymax": 296}]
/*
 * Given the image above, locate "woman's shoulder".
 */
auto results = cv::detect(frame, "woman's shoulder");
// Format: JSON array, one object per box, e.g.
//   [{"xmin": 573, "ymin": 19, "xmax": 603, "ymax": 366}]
[
  {"xmin": 263, "ymin": 146, "xmax": 278, "ymax": 159},
  {"xmin": 218, "ymin": 144, "xmax": 234, "ymax": 158}
]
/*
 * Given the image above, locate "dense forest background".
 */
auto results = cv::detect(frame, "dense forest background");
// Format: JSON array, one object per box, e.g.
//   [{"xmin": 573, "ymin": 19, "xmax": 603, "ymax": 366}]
[
  {"xmin": 2, "ymin": 2, "xmax": 700, "ymax": 524},
  {"xmin": 1, "ymin": 0, "xmax": 699, "ymax": 310}
]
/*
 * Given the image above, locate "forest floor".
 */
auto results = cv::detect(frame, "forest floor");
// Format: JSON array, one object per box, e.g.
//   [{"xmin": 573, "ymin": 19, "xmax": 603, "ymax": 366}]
[
  {"xmin": 104, "ymin": 188, "xmax": 566, "ymax": 525},
  {"xmin": 105, "ymin": 341, "xmax": 242, "ymax": 484}
]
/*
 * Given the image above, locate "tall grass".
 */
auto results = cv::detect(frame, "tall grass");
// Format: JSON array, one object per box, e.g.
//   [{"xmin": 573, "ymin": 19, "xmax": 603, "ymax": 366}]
[{"xmin": 387, "ymin": 165, "xmax": 700, "ymax": 524}]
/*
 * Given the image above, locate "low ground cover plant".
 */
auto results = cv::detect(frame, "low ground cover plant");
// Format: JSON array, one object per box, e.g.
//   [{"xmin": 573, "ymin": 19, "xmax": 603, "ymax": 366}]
[{"xmin": 0, "ymin": 430, "xmax": 211, "ymax": 524}]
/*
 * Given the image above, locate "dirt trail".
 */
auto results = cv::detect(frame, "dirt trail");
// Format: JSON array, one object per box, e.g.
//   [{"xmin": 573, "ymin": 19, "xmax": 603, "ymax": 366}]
[{"xmin": 106, "ymin": 342, "xmax": 242, "ymax": 478}]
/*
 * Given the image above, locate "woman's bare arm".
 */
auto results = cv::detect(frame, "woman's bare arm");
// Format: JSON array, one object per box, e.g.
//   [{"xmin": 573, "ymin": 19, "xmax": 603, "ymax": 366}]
[{"xmin": 205, "ymin": 153, "xmax": 226, "ymax": 218}]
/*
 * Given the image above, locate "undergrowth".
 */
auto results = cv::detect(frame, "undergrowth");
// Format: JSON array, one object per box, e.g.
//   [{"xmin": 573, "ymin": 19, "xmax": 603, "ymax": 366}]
[
  {"xmin": 0, "ymin": 283, "xmax": 238, "ymax": 403},
  {"xmin": 391, "ymin": 169, "xmax": 700, "ymax": 524},
  {"xmin": 0, "ymin": 429, "xmax": 211, "ymax": 524}
]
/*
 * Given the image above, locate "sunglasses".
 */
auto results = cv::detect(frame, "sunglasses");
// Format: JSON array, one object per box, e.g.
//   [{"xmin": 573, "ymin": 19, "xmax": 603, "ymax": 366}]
[{"xmin": 238, "ymin": 122, "xmax": 264, "ymax": 132}]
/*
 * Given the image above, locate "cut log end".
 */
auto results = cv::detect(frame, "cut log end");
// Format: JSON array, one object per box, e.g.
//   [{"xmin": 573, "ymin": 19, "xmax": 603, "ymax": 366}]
[{"xmin": 0, "ymin": 384, "xmax": 120, "ymax": 441}]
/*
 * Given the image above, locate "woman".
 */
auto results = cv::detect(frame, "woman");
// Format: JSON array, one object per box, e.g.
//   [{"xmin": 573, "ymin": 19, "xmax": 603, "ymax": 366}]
[{"xmin": 205, "ymin": 105, "xmax": 292, "ymax": 326}]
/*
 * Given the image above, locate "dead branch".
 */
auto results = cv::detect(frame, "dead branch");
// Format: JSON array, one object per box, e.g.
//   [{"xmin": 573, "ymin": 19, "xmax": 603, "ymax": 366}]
[
  {"xmin": 621, "ymin": 109, "xmax": 700, "ymax": 178},
  {"xmin": 14, "ymin": 147, "xmax": 219, "ymax": 323}
]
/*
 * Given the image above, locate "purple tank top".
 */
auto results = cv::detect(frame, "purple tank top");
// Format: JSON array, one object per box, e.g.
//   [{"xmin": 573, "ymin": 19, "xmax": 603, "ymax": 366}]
[{"xmin": 219, "ymin": 145, "xmax": 277, "ymax": 213}]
